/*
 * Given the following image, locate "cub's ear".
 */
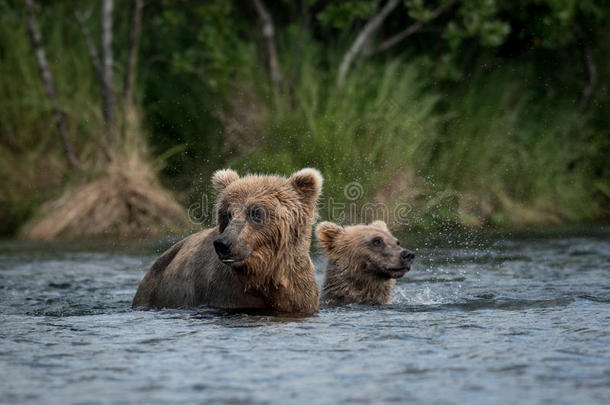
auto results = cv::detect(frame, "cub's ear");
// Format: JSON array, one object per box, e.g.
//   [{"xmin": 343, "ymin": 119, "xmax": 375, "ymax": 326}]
[
  {"xmin": 370, "ymin": 220, "xmax": 389, "ymax": 232},
  {"xmin": 316, "ymin": 221, "xmax": 344, "ymax": 253},
  {"xmin": 212, "ymin": 169, "xmax": 239, "ymax": 194},
  {"xmin": 288, "ymin": 168, "xmax": 323, "ymax": 207}
]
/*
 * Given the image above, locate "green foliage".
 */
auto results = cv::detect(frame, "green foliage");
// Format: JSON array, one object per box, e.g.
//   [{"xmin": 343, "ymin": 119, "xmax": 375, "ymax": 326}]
[
  {"xmin": 406, "ymin": 0, "xmax": 442, "ymax": 22},
  {"xmin": 318, "ymin": 0, "xmax": 379, "ymax": 30},
  {"xmin": 234, "ymin": 56, "xmax": 439, "ymax": 202},
  {"xmin": 154, "ymin": 1, "xmax": 256, "ymax": 92},
  {"xmin": 0, "ymin": 1, "xmax": 104, "ymax": 234},
  {"xmin": 523, "ymin": 0, "xmax": 606, "ymax": 47},
  {"xmin": 450, "ymin": 0, "xmax": 510, "ymax": 46},
  {"xmin": 433, "ymin": 67, "xmax": 602, "ymax": 224},
  {"xmin": 0, "ymin": 0, "xmax": 608, "ymax": 236},
  {"xmin": 223, "ymin": 46, "xmax": 606, "ymax": 227}
]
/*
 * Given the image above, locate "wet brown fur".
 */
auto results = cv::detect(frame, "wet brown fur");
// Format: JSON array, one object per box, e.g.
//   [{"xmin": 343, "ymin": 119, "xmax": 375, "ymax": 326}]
[
  {"xmin": 316, "ymin": 220, "xmax": 411, "ymax": 306},
  {"xmin": 132, "ymin": 168, "xmax": 323, "ymax": 313}
]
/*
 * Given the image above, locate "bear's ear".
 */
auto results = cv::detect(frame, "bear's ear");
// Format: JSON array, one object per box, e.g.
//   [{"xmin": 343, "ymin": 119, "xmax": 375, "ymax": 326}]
[
  {"xmin": 288, "ymin": 168, "xmax": 323, "ymax": 207},
  {"xmin": 212, "ymin": 169, "xmax": 239, "ymax": 194},
  {"xmin": 316, "ymin": 221, "xmax": 344, "ymax": 252},
  {"xmin": 370, "ymin": 220, "xmax": 389, "ymax": 232}
]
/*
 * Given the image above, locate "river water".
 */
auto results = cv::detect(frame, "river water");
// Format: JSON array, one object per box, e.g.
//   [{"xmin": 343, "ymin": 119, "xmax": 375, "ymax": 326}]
[{"xmin": 1, "ymin": 227, "xmax": 609, "ymax": 404}]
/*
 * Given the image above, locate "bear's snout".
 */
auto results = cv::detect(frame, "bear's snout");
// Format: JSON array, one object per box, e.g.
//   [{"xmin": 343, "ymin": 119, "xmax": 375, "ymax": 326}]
[
  {"xmin": 214, "ymin": 235, "xmax": 251, "ymax": 266},
  {"xmin": 400, "ymin": 250, "xmax": 415, "ymax": 270},
  {"xmin": 214, "ymin": 237, "xmax": 232, "ymax": 258},
  {"xmin": 400, "ymin": 250, "xmax": 415, "ymax": 263}
]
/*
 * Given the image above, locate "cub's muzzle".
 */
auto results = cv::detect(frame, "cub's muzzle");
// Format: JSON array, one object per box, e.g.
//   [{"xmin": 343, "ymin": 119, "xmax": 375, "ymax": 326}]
[{"xmin": 401, "ymin": 250, "xmax": 415, "ymax": 267}]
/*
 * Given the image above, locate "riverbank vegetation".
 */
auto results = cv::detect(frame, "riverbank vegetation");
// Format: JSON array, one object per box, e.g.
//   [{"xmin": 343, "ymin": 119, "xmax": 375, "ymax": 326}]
[{"xmin": 1, "ymin": 0, "xmax": 608, "ymax": 237}]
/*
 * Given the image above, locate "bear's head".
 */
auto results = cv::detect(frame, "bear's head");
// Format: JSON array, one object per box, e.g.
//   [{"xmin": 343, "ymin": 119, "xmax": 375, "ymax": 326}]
[
  {"xmin": 316, "ymin": 220, "xmax": 414, "ymax": 279},
  {"xmin": 211, "ymin": 168, "xmax": 323, "ymax": 278}
]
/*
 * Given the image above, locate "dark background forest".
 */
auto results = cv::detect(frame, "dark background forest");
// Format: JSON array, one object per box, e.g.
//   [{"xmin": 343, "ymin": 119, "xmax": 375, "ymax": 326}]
[{"xmin": 1, "ymin": 0, "xmax": 609, "ymax": 238}]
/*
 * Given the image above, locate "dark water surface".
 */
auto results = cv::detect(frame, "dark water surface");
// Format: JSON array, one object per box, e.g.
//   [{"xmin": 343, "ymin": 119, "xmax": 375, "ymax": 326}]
[{"xmin": 1, "ymin": 227, "xmax": 609, "ymax": 404}]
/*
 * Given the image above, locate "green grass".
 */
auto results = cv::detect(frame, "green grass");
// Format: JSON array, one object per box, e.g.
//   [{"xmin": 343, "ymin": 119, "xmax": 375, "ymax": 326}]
[
  {"xmin": 0, "ymin": 2, "xmax": 607, "ymax": 236},
  {"xmin": 229, "ymin": 56, "xmax": 439, "ymax": 206},
  {"xmin": 0, "ymin": 3, "xmax": 107, "ymax": 235},
  {"xmin": 223, "ymin": 49, "xmax": 606, "ymax": 229},
  {"xmin": 431, "ymin": 68, "xmax": 603, "ymax": 226}
]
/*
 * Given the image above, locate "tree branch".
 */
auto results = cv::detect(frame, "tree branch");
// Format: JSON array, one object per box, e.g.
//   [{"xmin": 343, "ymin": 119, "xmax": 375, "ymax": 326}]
[
  {"xmin": 336, "ymin": 0, "xmax": 400, "ymax": 87},
  {"xmin": 101, "ymin": 0, "xmax": 116, "ymax": 147},
  {"xmin": 370, "ymin": 2, "xmax": 454, "ymax": 56},
  {"xmin": 578, "ymin": 36, "xmax": 597, "ymax": 113},
  {"xmin": 370, "ymin": 21, "xmax": 423, "ymax": 55},
  {"xmin": 288, "ymin": 0, "xmax": 310, "ymax": 100},
  {"xmin": 24, "ymin": 0, "xmax": 80, "ymax": 171},
  {"xmin": 75, "ymin": 7, "xmax": 103, "ymax": 79},
  {"xmin": 251, "ymin": 0, "xmax": 282, "ymax": 91},
  {"xmin": 123, "ymin": 0, "xmax": 144, "ymax": 108}
]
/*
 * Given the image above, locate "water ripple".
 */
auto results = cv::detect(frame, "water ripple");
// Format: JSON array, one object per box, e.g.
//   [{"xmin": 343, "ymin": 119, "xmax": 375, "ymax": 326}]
[{"xmin": 1, "ymin": 228, "xmax": 609, "ymax": 404}]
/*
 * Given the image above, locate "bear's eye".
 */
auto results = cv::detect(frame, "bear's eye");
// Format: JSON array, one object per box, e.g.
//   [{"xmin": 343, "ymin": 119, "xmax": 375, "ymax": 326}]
[
  {"xmin": 372, "ymin": 237, "xmax": 383, "ymax": 247},
  {"xmin": 225, "ymin": 210, "xmax": 232, "ymax": 222},
  {"xmin": 396, "ymin": 240, "xmax": 400, "ymax": 246},
  {"xmin": 248, "ymin": 205, "xmax": 266, "ymax": 225}
]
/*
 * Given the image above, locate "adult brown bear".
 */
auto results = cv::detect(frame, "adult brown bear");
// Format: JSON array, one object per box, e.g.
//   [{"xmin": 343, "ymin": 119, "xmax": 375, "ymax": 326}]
[{"xmin": 132, "ymin": 168, "xmax": 323, "ymax": 313}]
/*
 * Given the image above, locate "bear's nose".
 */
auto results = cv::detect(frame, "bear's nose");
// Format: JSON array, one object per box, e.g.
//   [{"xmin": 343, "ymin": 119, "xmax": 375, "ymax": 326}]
[
  {"xmin": 213, "ymin": 237, "xmax": 232, "ymax": 257},
  {"xmin": 401, "ymin": 250, "xmax": 415, "ymax": 262}
]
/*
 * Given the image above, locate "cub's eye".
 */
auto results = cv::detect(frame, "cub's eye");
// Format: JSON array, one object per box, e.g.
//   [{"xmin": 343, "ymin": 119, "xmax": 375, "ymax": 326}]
[
  {"xmin": 372, "ymin": 237, "xmax": 383, "ymax": 247},
  {"xmin": 248, "ymin": 206, "xmax": 266, "ymax": 225},
  {"xmin": 396, "ymin": 241, "xmax": 400, "ymax": 246}
]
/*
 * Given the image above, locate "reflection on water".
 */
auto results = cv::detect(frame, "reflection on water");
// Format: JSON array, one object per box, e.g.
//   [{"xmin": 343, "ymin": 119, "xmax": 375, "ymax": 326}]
[{"xmin": 1, "ymin": 227, "xmax": 609, "ymax": 404}]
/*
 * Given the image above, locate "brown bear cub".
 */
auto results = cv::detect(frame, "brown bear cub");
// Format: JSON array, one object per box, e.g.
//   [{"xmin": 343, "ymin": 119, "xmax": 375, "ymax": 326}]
[
  {"xmin": 316, "ymin": 220, "xmax": 414, "ymax": 306},
  {"xmin": 132, "ymin": 168, "xmax": 323, "ymax": 313}
]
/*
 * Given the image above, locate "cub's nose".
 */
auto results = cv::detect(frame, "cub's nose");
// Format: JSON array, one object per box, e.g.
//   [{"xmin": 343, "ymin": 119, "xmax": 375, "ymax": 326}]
[
  {"xmin": 401, "ymin": 250, "xmax": 415, "ymax": 262},
  {"xmin": 213, "ymin": 237, "xmax": 232, "ymax": 257}
]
